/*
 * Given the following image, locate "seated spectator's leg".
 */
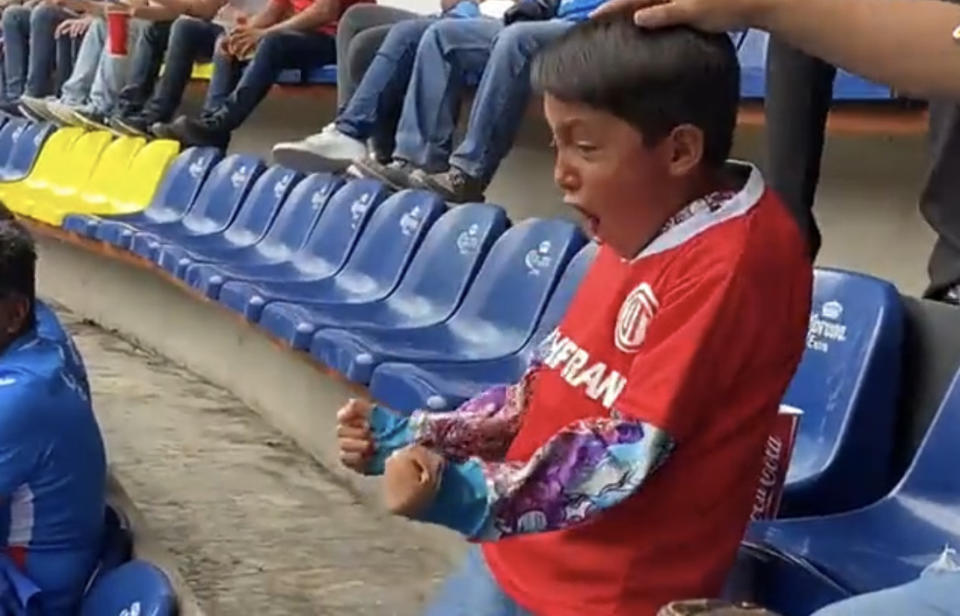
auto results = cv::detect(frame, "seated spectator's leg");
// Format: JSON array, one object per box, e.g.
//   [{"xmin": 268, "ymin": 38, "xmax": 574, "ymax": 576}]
[
  {"xmin": 181, "ymin": 30, "xmax": 336, "ymax": 145},
  {"xmin": 921, "ymin": 101, "xmax": 960, "ymax": 302},
  {"xmin": 764, "ymin": 38, "xmax": 835, "ymax": 258},
  {"xmin": 812, "ymin": 572, "xmax": 960, "ymax": 616},
  {"xmin": 24, "ymin": 3, "xmax": 71, "ymax": 98},
  {"xmin": 2, "ymin": 6, "xmax": 32, "ymax": 101},
  {"xmin": 202, "ymin": 39, "xmax": 244, "ymax": 117},
  {"xmin": 114, "ymin": 20, "xmax": 172, "ymax": 118},
  {"xmin": 424, "ymin": 546, "xmax": 531, "ymax": 616},
  {"xmin": 433, "ymin": 19, "xmax": 573, "ymax": 201},
  {"xmin": 57, "ymin": 20, "xmax": 106, "ymax": 108},
  {"xmin": 273, "ymin": 17, "xmax": 435, "ymax": 172},
  {"xmin": 336, "ymin": 3, "xmax": 418, "ymax": 109},
  {"xmin": 54, "ymin": 32, "xmax": 75, "ymax": 93},
  {"xmin": 383, "ymin": 17, "xmax": 502, "ymax": 182},
  {"xmin": 83, "ymin": 18, "xmax": 149, "ymax": 120},
  {"xmin": 139, "ymin": 16, "xmax": 220, "ymax": 124}
]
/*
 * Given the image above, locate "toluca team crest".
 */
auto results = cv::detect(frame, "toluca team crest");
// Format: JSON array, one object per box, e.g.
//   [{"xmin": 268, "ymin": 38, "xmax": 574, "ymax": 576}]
[{"xmin": 615, "ymin": 283, "xmax": 658, "ymax": 352}]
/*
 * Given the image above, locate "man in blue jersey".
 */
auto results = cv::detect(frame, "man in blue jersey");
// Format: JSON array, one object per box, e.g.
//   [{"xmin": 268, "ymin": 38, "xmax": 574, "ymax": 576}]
[{"xmin": 0, "ymin": 218, "xmax": 106, "ymax": 615}]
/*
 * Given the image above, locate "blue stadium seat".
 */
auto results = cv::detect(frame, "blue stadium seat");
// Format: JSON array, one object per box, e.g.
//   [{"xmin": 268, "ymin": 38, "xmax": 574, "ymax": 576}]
[
  {"xmin": 153, "ymin": 166, "xmax": 301, "ymax": 276},
  {"xmin": 779, "ymin": 268, "xmax": 903, "ymax": 516},
  {"xmin": 235, "ymin": 189, "xmax": 446, "ymax": 328},
  {"xmin": 213, "ymin": 178, "xmax": 389, "ymax": 313},
  {"xmin": 261, "ymin": 195, "xmax": 502, "ymax": 349},
  {"xmin": 277, "ymin": 64, "xmax": 338, "ymax": 85},
  {"xmin": 310, "ymin": 218, "xmax": 586, "ymax": 384},
  {"xmin": 742, "ymin": 364, "xmax": 960, "ymax": 610},
  {"xmin": 368, "ymin": 242, "xmax": 598, "ymax": 413},
  {"xmin": 64, "ymin": 147, "xmax": 221, "ymax": 240},
  {"xmin": 79, "ymin": 560, "xmax": 176, "ymax": 616},
  {"xmin": 0, "ymin": 119, "xmax": 26, "ymax": 179},
  {"xmin": 180, "ymin": 173, "xmax": 343, "ymax": 283},
  {"xmin": 127, "ymin": 154, "xmax": 263, "ymax": 259},
  {"xmin": 257, "ymin": 203, "xmax": 507, "ymax": 350},
  {"xmin": 0, "ymin": 121, "xmax": 54, "ymax": 182}
]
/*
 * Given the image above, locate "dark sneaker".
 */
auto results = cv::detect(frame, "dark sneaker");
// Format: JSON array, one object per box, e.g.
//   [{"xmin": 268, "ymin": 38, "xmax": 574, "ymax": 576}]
[
  {"xmin": 351, "ymin": 157, "xmax": 420, "ymax": 191},
  {"xmin": 109, "ymin": 114, "xmax": 152, "ymax": 138},
  {"xmin": 414, "ymin": 167, "xmax": 485, "ymax": 203},
  {"xmin": 657, "ymin": 599, "xmax": 781, "ymax": 616},
  {"xmin": 0, "ymin": 101, "xmax": 24, "ymax": 118},
  {"xmin": 157, "ymin": 115, "xmax": 230, "ymax": 149}
]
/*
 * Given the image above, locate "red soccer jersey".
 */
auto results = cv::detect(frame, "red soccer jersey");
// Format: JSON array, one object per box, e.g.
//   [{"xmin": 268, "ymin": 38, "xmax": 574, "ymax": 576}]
[
  {"xmin": 270, "ymin": 0, "xmax": 369, "ymax": 35},
  {"xmin": 482, "ymin": 164, "xmax": 813, "ymax": 615}
]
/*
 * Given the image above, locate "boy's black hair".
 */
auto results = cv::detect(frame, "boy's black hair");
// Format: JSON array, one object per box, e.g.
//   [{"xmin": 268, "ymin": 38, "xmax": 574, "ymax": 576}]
[
  {"xmin": 532, "ymin": 17, "xmax": 740, "ymax": 167},
  {"xmin": 0, "ymin": 217, "xmax": 36, "ymax": 313}
]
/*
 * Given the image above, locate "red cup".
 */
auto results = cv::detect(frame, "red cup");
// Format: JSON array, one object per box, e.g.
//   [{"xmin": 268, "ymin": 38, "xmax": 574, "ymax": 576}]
[{"xmin": 106, "ymin": 10, "xmax": 130, "ymax": 56}]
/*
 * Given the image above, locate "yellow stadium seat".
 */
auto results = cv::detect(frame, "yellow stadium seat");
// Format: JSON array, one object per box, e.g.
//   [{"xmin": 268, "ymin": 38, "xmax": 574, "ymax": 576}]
[
  {"xmin": 0, "ymin": 127, "xmax": 84, "ymax": 212},
  {"xmin": 29, "ymin": 135, "xmax": 148, "ymax": 225},
  {"xmin": 17, "ymin": 130, "xmax": 113, "ymax": 221},
  {"xmin": 191, "ymin": 62, "xmax": 214, "ymax": 80},
  {"xmin": 109, "ymin": 139, "xmax": 180, "ymax": 216}
]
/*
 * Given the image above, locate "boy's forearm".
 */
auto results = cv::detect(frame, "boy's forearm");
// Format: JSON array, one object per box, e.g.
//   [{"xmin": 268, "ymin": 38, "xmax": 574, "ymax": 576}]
[
  {"xmin": 753, "ymin": 0, "xmax": 960, "ymax": 99},
  {"xmin": 131, "ymin": 3, "xmax": 180, "ymax": 19}
]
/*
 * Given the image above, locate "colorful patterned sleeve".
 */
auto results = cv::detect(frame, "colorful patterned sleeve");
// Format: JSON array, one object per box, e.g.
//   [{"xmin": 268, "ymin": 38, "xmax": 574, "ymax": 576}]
[
  {"xmin": 365, "ymin": 364, "xmax": 539, "ymax": 475},
  {"xmin": 416, "ymin": 411, "xmax": 675, "ymax": 540}
]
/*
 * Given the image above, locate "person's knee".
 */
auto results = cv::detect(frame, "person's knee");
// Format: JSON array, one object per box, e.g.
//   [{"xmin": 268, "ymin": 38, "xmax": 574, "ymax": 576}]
[
  {"xmin": 170, "ymin": 15, "xmax": 210, "ymax": 43},
  {"xmin": 492, "ymin": 23, "xmax": 560, "ymax": 59},
  {"xmin": 339, "ymin": 3, "xmax": 379, "ymax": 32},
  {"xmin": 2, "ymin": 5, "xmax": 28, "ymax": 29},
  {"xmin": 29, "ymin": 3, "xmax": 65, "ymax": 28},
  {"xmin": 253, "ymin": 31, "xmax": 289, "ymax": 60}
]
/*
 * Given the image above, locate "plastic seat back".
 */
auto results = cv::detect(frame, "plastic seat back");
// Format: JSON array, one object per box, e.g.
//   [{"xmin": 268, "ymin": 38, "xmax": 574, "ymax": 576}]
[
  {"xmin": 22, "ymin": 126, "xmax": 84, "ymax": 184},
  {"xmin": 329, "ymin": 189, "xmax": 447, "ymax": 296},
  {"xmin": 0, "ymin": 118, "xmax": 27, "ymax": 173},
  {"xmin": 222, "ymin": 165, "xmax": 301, "ymax": 246},
  {"xmin": 523, "ymin": 241, "xmax": 598, "ymax": 349},
  {"xmin": 111, "ymin": 139, "xmax": 181, "ymax": 213},
  {"xmin": 52, "ymin": 130, "xmax": 113, "ymax": 192},
  {"xmin": 447, "ymin": 219, "xmax": 586, "ymax": 338},
  {"xmin": 254, "ymin": 173, "xmax": 344, "ymax": 261},
  {"xmin": 2, "ymin": 122, "xmax": 54, "ymax": 179},
  {"xmin": 142, "ymin": 147, "xmax": 222, "ymax": 223},
  {"xmin": 388, "ymin": 203, "xmax": 509, "ymax": 320},
  {"xmin": 79, "ymin": 561, "xmax": 176, "ymax": 616},
  {"xmin": 781, "ymin": 268, "xmax": 904, "ymax": 515},
  {"xmin": 79, "ymin": 136, "xmax": 146, "ymax": 201},
  {"xmin": 181, "ymin": 154, "xmax": 263, "ymax": 234},
  {"xmin": 291, "ymin": 178, "xmax": 390, "ymax": 275}
]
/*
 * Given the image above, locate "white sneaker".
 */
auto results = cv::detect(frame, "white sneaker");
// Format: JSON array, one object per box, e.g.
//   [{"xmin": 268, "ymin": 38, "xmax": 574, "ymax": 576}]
[
  {"xmin": 18, "ymin": 96, "xmax": 56, "ymax": 124},
  {"xmin": 44, "ymin": 100, "xmax": 83, "ymax": 127},
  {"xmin": 272, "ymin": 123, "xmax": 368, "ymax": 172}
]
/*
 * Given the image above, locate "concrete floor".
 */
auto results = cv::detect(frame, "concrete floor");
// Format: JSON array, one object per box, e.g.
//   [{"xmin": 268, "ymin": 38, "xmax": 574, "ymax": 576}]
[{"xmin": 205, "ymin": 86, "xmax": 937, "ymax": 297}]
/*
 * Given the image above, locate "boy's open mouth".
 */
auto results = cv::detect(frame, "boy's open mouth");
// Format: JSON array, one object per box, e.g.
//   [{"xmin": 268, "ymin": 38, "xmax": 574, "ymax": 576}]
[{"xmin": 570, "ymin": 204, "xmax": 600, "ymax": 238}]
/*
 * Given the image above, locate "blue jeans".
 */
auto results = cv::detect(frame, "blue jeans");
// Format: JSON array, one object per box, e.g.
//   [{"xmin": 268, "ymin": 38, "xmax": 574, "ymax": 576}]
[
  {"xmin": 114, "ymin": 20, "xmax": 171, "ymax": 117},
  {"xmin": 139, "ymin": 16, "xmax": 221, "ymax": 122},
  {"xmin": 424, "ymin": 547, "xmax": 531, "ymax": 616},
  {"xmin": 393, "ymin": 18, "xmax": 571, "ymax": 181},
  {"xmin": 203, "ymin": 29, "xmax": 336, "ymax": 130},
  {"xmin": 336, "ymin": 17, "xmax": 437, "ymax": 153},
  {"xmin": 60, "ymin": 18, "xmax": 148, "ymax": 114},
  {"xmin": 812, "ymin": 572, "xmax": 960, "ymax": 615},
  {"xmin": 2, "ymin": 4, "xmax": 72, "ymax": 100}
]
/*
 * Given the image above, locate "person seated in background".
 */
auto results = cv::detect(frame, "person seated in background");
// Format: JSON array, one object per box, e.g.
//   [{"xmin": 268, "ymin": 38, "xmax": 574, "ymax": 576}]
[
  {"xmin": 336, "ymin": 18, "xmax": 812, "ymax": 615},
  {"xmin": 340, "ymin": 0, "xmax": 610, "ymax": 203},
  {"xmin": 19, "ymin": 0, "xmax": 182, "ymax": 128},
  {"xmin": 105, "ymin": 0, "xmax": 268, "ymax": 137},
  {"xmin": 0, "ymin": 217, "xmax": 106, "ymax": 615},
  {"xmin": 271, "ymin": 0, "xmax": 506, "ymax": 172},
  {"xmin": 1, "ymin": 0, "xmax": 81, "ymax": 114},
  {"xmin": 148, "ymin": 0, "xmax": 370, "ymax": 148}
]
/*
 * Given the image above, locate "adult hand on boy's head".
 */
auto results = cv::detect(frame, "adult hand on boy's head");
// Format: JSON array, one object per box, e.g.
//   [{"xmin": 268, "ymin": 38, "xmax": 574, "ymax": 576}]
[
  {"xmin": 591, "ymin": 0, "xmax": 763, "ymax": 31},
  {"xmin": 336, "ymin": 398, "xmax": 375, "ymax": 473},
  {"xmin": 382, "ymin": 445, "xmax": 444, "ymax": 518}
]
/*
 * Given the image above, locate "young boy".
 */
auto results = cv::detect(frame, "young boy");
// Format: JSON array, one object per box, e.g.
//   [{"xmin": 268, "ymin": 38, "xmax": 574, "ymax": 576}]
[{"xmin": 336, "ymin": 18, "xmax": 812, "ymax": 615}]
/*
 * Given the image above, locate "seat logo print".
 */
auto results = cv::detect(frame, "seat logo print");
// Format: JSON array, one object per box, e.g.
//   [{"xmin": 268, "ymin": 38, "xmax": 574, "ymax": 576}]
[
  {"xmin": 188, "ymin": 157, "xmax": 206, "ymax": 178},
  {"xmin": 615, "ymin": 283, "xmax": 658, "ymax": 352},
  {"xmin": 118, "ymin": 601, "xmax": 141, "ymax": 616},
  {"xmin": 807, "ymin": 299, "xmax": 847, "ymax": 353},
  {"xmin": 525, "ymin": 241, "xmax": 553, "ymax": 275},
  {"xmin": 456, "ymin": 224, "xmax": 481, "ymax": 255},
  {"xmin": 273, "ymin": 172, "xmax": 294, "ymax": 197},
  {"xmin": 350, "ymin": 193, "xmax": 372, "ymax": 229},
  {"xmin": 400, "ymin": 206, "xmax": 423, "ymax": 236},
  {"xmin": 230, "ymin": 166, "xmax": 249, "ymax": 188}
]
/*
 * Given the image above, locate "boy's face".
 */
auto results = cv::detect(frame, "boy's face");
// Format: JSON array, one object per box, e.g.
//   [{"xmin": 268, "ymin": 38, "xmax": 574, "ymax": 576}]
[{"xmin": 543, "ymin": 93, "xmax": 703, "ymax": 259}]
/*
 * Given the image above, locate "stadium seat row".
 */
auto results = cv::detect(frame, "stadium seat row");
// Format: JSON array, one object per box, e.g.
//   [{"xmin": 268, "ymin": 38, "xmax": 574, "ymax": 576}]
[{"xmin": 5, "ymin": 121, "xmax": 956, "ymax": 616}]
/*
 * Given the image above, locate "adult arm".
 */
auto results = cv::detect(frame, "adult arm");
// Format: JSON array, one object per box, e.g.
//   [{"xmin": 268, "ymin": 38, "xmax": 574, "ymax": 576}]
[{"xmin": 595, "ymin": 0, "xmax": 960, "ymax": 99}]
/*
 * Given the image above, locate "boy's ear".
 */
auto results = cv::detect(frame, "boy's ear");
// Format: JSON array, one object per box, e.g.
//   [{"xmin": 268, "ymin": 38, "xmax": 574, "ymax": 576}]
[{"xmin": 665, "ymin": 124, "xmax": 705, "ymax": 178}]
